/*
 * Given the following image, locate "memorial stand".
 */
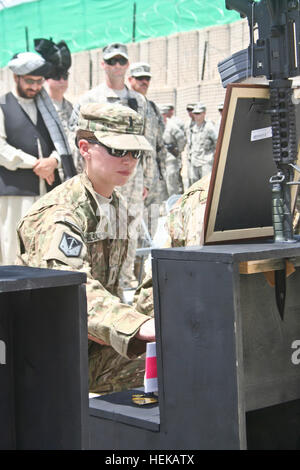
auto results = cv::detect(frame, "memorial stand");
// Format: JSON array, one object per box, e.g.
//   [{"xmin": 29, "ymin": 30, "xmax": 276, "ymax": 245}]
[{"xmin": 0, "ymin": 266, "xmax": 89, "ymax": 450}]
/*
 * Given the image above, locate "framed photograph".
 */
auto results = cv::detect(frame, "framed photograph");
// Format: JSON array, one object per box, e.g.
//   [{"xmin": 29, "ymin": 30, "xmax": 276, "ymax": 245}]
[{"xmin": 203, "ymin": 84, "xmax": 300, "ymax": 244}]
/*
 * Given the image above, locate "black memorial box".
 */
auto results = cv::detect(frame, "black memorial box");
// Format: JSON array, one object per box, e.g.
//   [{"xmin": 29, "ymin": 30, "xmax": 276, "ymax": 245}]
[{"xmin": 0, "ymin": 265, "xmax": 89, "ymax": 450}]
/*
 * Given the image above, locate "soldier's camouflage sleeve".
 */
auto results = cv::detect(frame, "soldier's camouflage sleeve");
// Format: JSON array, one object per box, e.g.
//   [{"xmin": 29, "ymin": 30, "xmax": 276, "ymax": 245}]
[
  {"xmin": 16, "ymin": 209, "xmax": 150, "ymax": 359},
  {"xmin": 142, "ymin": 150, "xmax": 154, "ymax": 190},
  {"xmin": 68, "ymin": 102, "xmax": 81, "ymax": 132},
  {"xmin": 175, "ymin": 125, "xmax": 187, "ymax": 154},
  {"xmin": 207, "ymin": 121, "xmax": 218, "ymax": 147},
  {"xmin": 156, "ymin": 123, "xmax": 167, "ymax": 176},
  {"xmin": 134, "ymin": 272, "xmax": 155, "ymax": 317},
  {"xmin": 168, "ymin": 174, "xmax": 210, "ymax": 246}
]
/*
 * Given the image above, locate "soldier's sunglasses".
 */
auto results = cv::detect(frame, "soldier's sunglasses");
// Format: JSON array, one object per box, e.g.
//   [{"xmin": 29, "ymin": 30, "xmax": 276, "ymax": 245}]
[
  {"xmin": 135, "ymin": 76, "xmax": 151, "ymax": 81},
  {"xmin": 52, "ymin": 72, "xmax": 69, "ymax": 81},
  {"xmin": 87, "ymin": 140, "xmax": 142, "ymax": 159},
  {"xmin": 104, "ymin": 57, "xmax": 128, "ymax": 66}
]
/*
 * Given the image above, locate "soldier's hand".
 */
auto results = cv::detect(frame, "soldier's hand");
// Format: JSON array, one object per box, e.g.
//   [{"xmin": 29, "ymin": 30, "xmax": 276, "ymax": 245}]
[
  {"xmin": 135, "ymin": 318, "xmax": 155, "ymax": 342},
  {"xmin": 33, "ymin": 157, "xmax": 58, "ymax": 180}
]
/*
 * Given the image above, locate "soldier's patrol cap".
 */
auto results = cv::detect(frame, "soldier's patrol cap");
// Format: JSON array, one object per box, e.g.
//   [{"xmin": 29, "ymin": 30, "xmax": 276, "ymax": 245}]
[
  {"xmin": 129, "ymin": 62, "xmax": 152, "ymax": 78},
  {"xmin": 77, "ymin": 102, "xmax": 153, "ymax": 151},
  {"xmin": 8, "ymin": 51, "xmax": 52, "ymax": 76},
  {"xmin": 186, "ymin": 103, "xmax": 196, "ymax": 111},
  {"xmin": 159, "ymin": 104, "xmax": 171, "ymax": 114},
  {"xmin": 192, "ymin": 103, "xmax": 206, "ymax": 113},
  {"xmin": 102, "ymin": 43, "xmax": 128, "ymax": 60}
]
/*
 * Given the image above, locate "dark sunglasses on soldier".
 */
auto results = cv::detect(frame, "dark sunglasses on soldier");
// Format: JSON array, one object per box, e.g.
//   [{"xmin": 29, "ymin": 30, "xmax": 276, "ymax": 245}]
[
  {"xmin": 52, "ymin": 72, "xmax": 69, "ymax": 81},
  {"xmin": 87, "ymin": 140, "xmax": 142, "ymax": 159},
  {"xmin": 135, "ymin": 76, "xmax": 151, "ymax": 82},
  {"xmin": 104, "ymin": 56, "xmax": 128, "ymax": 66}
]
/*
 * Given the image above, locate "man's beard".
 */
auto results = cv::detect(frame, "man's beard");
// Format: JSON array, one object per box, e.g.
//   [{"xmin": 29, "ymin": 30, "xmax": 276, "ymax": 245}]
[{"xmin": 17, "ymin": 80, "xmax": 39, "ymax": 99}]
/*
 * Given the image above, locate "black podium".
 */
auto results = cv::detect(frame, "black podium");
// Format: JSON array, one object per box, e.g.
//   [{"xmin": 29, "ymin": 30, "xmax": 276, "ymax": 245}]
[
  {"xmin": 0, "ymin": 266, "xmax": 89, "ymax": 450},
  {"xmin": 89, "ymin": 242, "xmax": 300, "ymax": 450}
]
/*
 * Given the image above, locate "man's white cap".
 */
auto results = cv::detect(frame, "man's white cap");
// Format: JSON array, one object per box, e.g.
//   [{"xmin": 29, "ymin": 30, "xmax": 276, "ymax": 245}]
[
  {"xmin": 8, "ymin": 52, "xmax": 51, "ymax": 76},
  {"xmin": 129, "ymin": 62, "xmax": 152, "ymax": 78},
  {"xmin": 102, "ymin": 43, "xmax": 128, "ymax": 60}
]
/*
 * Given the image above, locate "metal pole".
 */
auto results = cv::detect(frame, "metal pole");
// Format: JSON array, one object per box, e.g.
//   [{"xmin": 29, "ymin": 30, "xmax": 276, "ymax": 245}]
[
  {"xmin": 201, "ymin": 40, "xmax": 208, "ymax": 81},
  {"xmin": 25, "ymin": 26, "xmax": 29, "ymax": 51},
  {"xmin": 89, "ymin": 52, "xmax": 93, "ymax": 89},
  {"xmin": 132, "ymin": 1, "xmax": 136, "ymax": 43}
]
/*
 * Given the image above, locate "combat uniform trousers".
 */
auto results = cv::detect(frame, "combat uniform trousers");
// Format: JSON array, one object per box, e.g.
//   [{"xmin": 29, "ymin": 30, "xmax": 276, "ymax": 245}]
[
  {"xmin": 165, "ymin": 151, "xmax": 184, "ymax": 197},
  {"xmin": 189, "ymin": 154, "xmax": 213, "ymax": 186}
]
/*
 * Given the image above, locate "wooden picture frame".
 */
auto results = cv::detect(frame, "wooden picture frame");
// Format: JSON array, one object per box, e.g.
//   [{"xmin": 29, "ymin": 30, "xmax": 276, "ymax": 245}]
[{"xmin": 203, "ymin": 83, "xmax": 300, "ymax": 245}]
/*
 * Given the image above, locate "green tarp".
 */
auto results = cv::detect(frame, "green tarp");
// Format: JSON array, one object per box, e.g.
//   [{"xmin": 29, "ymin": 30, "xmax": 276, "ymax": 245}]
[{"xmin": 0, "ymin": 0, "xmax": 243, "ymax": 67}]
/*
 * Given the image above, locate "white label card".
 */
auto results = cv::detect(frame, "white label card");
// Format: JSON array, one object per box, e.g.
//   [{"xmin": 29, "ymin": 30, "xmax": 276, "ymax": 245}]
[{"xmin": 251, "ymin": 126, "xmax": 273, "ymax": 142}]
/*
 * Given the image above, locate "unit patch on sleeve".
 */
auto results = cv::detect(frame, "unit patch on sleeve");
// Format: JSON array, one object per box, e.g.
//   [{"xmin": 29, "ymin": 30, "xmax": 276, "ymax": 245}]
[{"xmin": 59, "ymin": 232, "xmax": 83, "ymax": 257}]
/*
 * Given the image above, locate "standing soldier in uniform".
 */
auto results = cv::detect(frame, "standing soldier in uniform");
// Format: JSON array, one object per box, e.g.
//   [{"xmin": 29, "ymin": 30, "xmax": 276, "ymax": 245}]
[
  {"xmin": 128, "ymin": 62, "xmax": 168, "ymax": 238},
  {"xmin": 160, "ymin": 105, "xmax": 186, "ymax": 196},
  {"xmin": 165, "ymin": 103, "xmax": 185, "ymax": 134},
  {"xmin": 70, "ymin": 42, "xmax": 153, "ymax": 290},
  {"xmin": 16, "ymin": 102, "xmax": 155, "ymax": 394},
  {"xmin": 187, "ymin": 103, "xmax": 218, "ymax": 186},
  {"xmin": 185, "ymin": 103, "xmax": 196, "ymax": 136},
  {"xmin": 35, "ymin": 38, "xmax": 73, "ymax": 138}
]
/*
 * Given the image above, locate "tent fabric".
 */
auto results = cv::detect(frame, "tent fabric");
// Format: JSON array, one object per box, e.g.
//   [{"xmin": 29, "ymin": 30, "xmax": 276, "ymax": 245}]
[{"xmin": 0, "ymin": 0, "xmax": 242, "ymax": 68}]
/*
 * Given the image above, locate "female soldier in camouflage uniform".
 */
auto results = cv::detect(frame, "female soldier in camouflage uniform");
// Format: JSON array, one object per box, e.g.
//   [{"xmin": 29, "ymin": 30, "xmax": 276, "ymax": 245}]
[{"xmin": 16, "ymin": 102, "xmax": 155, "ymax": 394}]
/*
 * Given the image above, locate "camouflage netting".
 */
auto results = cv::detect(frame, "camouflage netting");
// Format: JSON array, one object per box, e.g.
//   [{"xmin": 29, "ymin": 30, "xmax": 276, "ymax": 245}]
[{"xmin": 0, "ymin": 0, "xmax": 243, "ymax": 67}]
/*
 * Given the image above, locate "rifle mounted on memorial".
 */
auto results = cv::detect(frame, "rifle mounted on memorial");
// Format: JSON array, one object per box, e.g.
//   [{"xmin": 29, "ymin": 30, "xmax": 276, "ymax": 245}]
[{"xmin": 221, "ymin": 0, "xmax": 300, "ymax": 242}]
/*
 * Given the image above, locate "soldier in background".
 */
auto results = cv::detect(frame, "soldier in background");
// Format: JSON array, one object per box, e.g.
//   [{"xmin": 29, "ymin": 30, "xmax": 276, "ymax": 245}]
[
  {"xmin": 16, "ymin": 102, "xmax": 155, "ymax": 394},
  {"xmin": 35, "ymin": 38, "xmax": 73, "ymax": 137},
  {"xmin": 128, "ymin": 62, "xmax": 168, "ymax": 238},
  {"xmin": 187, "ymin": 102, "xmax": 217, "ymax": 186},
  {"xmin": 165, "ymin": 103, "xmax": 185, "ymax": 134},
  {"xmin": 185, "ymin": 103, "xmax": 196, "ymax": 135},
  {"xmin": 45, "ymin": 72, "xmax": 73, "ymax": 133},
  {"xmin": 160, "ymin": 104, "xmax": 186, "ymax": 196},
  {"xmin": 35, "ymin": 38, "xmax": 76, "ymax": 173}
]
